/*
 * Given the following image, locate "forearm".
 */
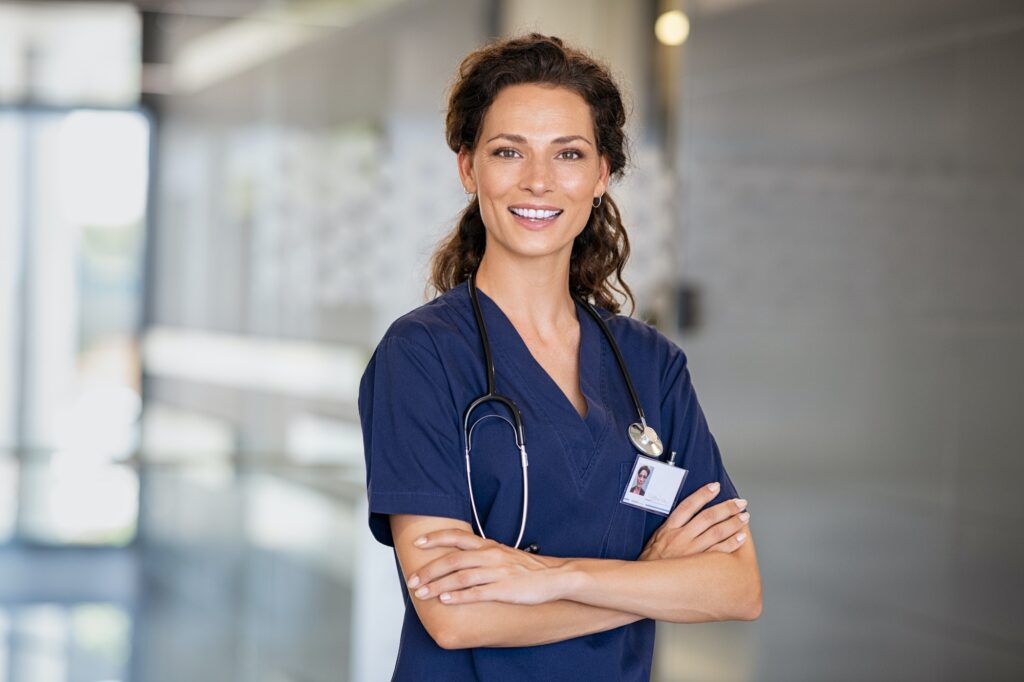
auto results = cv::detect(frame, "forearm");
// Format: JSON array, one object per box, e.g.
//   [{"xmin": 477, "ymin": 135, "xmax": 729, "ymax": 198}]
[
  {"xmin": 560, "ymin": 547, "xmax": 761, "ymax": 623},
  {"xmin": 436, "ymin": 599, "xmax": 642, "ymax": 649},
  {"xmin": 395, "ymin": 516, "xmax": 644, "ymax": 649},
  {"xmin": 399, "ymin": 516, "xmax": 760, "ymax": 647}
]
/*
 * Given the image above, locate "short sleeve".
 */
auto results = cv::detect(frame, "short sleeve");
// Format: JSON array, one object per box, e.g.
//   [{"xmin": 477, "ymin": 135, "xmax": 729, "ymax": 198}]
[
  {"xmin": 660, "ymin": 342, "xmax": 740, "ymax": 509},
  {"xmin": 357, "ymin": 334, "xmax": 473, "ymax": 546}
]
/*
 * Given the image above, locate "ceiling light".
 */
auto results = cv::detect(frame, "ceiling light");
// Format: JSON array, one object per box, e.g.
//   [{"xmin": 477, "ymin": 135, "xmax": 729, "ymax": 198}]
[{"xmin": 655, "ymin": 10, "xmax": 690, "ymax": 46}]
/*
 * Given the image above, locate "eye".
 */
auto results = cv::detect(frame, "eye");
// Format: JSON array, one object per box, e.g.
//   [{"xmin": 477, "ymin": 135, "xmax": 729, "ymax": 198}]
[
  {"xmin": 494, "ymin": 147, "xmax": 521, "ymax": 159},
  {"xmin": 557, "ymin": 148, "xmax": 584, "ymax": 160}
]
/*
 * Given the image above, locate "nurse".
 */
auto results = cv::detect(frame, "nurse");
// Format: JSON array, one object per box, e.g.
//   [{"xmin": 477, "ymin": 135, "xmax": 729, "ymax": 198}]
[{"xmin": 358, "ymin": 33, "xmax": 762, "ymax": 681}]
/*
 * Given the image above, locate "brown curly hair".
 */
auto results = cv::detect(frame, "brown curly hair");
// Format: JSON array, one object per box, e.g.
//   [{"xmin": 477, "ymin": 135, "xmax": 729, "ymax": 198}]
[{"xmin": 428, "ymin": 32, "xmax": 635, "ymax": 314}]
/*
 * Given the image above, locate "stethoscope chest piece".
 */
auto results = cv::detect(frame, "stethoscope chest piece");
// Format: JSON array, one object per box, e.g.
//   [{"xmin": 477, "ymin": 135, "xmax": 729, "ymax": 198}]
[{"xmin": 629, "ymin": 422, "xmax": 664, "ymax": 458}]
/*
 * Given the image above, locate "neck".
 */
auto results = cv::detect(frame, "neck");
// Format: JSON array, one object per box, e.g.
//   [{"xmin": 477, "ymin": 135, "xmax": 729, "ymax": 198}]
[{"xmin": 474, "ymin": 251, "xmax": 577, "ymax": 340}]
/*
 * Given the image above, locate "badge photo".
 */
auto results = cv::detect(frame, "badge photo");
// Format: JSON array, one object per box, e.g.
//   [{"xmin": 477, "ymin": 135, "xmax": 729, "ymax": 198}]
[{"xmin": 620, "ymin": 454, "xmax": 688, "ymax": 516}]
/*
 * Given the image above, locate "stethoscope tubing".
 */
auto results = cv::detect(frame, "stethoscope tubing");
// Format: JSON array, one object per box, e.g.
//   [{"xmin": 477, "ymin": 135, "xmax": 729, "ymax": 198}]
[
  {"xmin": 462, "ymin": 270, "xmax": 660, "ymax": 550},
  {"xmin": 464, "ymin": 413, "xmax": 528, "ymax": 550}
]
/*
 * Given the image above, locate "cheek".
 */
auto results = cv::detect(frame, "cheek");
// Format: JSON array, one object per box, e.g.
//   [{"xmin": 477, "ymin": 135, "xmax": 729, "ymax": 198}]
[
  {"xmin": 554, "ymin": 168, "xmax": 599, "ymax": 196},
  {"xmin": 476, "ymin": 163, "xmax": 517, "ymax": 195}
]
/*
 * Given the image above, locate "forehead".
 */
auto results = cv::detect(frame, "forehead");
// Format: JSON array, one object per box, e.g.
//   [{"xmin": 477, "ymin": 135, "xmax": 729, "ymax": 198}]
[{"xmin": 480, "ymin": 83, "xmax": 594, "ymax": 138}]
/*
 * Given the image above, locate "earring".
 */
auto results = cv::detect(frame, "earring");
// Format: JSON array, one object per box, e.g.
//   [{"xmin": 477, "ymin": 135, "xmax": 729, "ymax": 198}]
[{"xmin": 592, "ymin": 195, "xmax": 603, "ymax": 208}]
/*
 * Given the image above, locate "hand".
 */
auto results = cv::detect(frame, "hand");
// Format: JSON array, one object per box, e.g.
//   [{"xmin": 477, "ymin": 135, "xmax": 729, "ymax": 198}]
[
  {"xmin": 640, "ymin": 482, "xmax": 750, "ymax": 561},
  {"xmin": 405, "ymin": 529, "xmax": 570, "ymax": 606}
]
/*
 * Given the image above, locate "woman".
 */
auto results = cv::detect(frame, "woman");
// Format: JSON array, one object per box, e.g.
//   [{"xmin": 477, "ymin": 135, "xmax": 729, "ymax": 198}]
[
  {"xmin": 630, "ymin": 466, "xmax": 651, "ymax": 496},
  {"xmin": 358, "ymin": 33, "xmax": 761, "ymax": 681}
]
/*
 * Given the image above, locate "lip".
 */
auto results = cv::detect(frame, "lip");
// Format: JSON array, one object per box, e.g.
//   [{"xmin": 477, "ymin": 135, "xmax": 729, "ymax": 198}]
[
  {"xmin": 509, "ymin": 203, "xmax": 562, "ymax": 211},
  {"xmin": 507, "ymin": 205, "xmax": 563, "ymax": 231}
]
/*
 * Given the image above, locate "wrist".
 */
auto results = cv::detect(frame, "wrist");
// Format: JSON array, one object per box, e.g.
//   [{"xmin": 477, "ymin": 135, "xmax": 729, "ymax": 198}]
[
  {"xmin": 537, "ymin": 553, "xmax": 569, "ymax": 569},
  {"xmin": 555, "ymin": 558, "xmax": 590, "ymax": 602}
]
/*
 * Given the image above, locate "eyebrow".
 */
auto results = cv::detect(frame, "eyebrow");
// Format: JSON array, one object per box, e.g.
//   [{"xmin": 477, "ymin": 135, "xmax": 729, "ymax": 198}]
[{"xmin": 485, "ymin": 133, "xmax": 594, "ymax": 147}]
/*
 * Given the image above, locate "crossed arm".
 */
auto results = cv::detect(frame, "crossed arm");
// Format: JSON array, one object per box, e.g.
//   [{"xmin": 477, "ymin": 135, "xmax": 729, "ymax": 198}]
[{"xmin": 389, "ymin": 482, "xmax": 762, "ymax": 650}]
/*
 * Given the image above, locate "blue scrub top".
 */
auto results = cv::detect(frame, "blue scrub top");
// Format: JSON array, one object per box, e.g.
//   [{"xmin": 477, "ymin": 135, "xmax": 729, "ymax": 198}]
[{"xmin": 358, "ymin": 280, "xmax": 739, "ymax": 682}]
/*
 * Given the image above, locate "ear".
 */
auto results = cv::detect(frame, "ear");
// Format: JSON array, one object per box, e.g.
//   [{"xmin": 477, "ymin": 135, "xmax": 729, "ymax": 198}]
[
  {"xmin": 457, "ymin": 147, "xmax": 476, "ymax": 194},
  {"xmin": 594, "ymin": 153, "xmax": 611, "ymax": 199}
]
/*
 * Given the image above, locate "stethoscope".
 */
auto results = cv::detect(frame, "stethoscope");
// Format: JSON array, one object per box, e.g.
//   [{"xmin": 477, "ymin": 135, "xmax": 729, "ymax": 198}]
[{"xmin": 463, "ymin": 270, "xmax": 664, "ymax": 551}]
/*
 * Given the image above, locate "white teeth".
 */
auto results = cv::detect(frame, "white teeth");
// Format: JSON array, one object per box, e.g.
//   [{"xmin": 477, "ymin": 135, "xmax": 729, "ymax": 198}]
[{"xmin": 510, "ymin": 207, "xmax": 561, "ymax": 220}]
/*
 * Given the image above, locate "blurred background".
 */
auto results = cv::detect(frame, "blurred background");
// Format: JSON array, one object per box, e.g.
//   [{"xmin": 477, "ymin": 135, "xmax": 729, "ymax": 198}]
[{"xmin": 1, "ymin": 0, "xmax": 1022, "ymax": 680}]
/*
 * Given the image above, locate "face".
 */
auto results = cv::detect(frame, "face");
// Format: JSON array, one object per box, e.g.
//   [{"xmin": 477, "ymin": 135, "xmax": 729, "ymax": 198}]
[
  {"xmin": 457, "ymin": 83, "xmax": 610, "ymax": 266},
  {"xmin": 636, "ymin": 469, "xmax": 648, "ymax": 485}
]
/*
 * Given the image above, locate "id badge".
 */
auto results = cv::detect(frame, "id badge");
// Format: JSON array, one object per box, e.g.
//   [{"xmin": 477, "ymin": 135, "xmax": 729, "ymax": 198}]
[{"xmin": 620, "ymin": 453, "xmax": 688, "ymax": 517}]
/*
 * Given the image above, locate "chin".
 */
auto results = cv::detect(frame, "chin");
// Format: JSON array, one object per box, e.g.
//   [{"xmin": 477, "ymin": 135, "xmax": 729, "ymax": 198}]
[
  {"xmin": 506, "ymin": 235, "xmax": 576, "ymax": 261},
  {"xmin": 512, "ymin": 224, "xmax": 585, "ymax": 249}
]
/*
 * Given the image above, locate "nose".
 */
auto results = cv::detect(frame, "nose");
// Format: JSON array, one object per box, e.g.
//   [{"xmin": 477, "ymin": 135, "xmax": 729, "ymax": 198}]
[{"xmin": 520, "ymin": 155, "xmax": 553, "ymax": 194}]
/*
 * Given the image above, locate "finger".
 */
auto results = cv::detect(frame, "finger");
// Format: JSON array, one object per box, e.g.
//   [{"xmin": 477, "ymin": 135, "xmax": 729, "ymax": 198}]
[
  {"xmin": 707, "ymin": 530, "xmax": 748, "ymax": 554},
  {"xmin": 664, "ymin": 481, "xmax": 722, "ymax": 529},
  {"xmin": 438, "ymin": 584, "xmax": 494, "ymax": 605},
  {"xmin": 414, "ymin": 567, "xmax": 501, "ymax": 600},
  {"xmin": 692, "ymin": 511, "xmax": 750, "ymax": 553},
  {"xmin": 685, "ymin": 497, "xmax": 748, "ymax": 538},
  {"xmin": 409, "ymin": 548, "xmax": 489, "ymax": 589},
  {"xmin": 415, "ymin": 529, "xmax": 488, "ymax": 551}
]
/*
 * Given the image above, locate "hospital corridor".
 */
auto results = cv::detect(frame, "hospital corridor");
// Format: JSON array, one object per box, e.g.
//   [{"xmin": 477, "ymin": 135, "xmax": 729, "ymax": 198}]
[{"xmin": 1, "ymin": 0, "xmax": 1023, "ymax": 680}]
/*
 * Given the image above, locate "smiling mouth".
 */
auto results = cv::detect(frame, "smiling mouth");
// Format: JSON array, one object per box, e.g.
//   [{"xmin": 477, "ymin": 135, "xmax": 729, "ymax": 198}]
[{"xmin": 508, "ymin": 207, "xmax": 563, "ymax": 222}]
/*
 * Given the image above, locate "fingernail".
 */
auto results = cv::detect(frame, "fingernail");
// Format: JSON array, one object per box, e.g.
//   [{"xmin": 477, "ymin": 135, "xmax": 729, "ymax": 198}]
[
  {"xmin": 414, "ymin": 537, "xmax": 426, "ymax": 546},
  {"xmin": 439, "ymin": 592, "xmax": 451, "ymax": 602},
  {"xmin": 734, "ymin": 498, "xmax": 747, "ymax": 509},
  {"xmin": 407, "ymin": 575, "xmax": 420, "ymax": 588},
  {"xmin": 736, "ymin": 533, "xmax": 746, "ymax": 543},
  {"xmin": 707, "ymin": 482, "xmax": 720, "ymax": 492},
  {"xmin": 415, "ymin": 586, "xmax": 428, "ymax": 598},
  {"xmin": 739, "ymin": 512, "xmax": 750, "ymax": 523}
]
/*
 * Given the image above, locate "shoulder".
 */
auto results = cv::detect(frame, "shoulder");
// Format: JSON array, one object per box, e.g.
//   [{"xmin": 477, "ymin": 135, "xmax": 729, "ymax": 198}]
[
  {"xmin": 377, "ymin": 283, "xmax": 470, "ymax": 354},
  {"xmin": 597, "ymin": 305, "xmax": 687, "ymax": 371},
  {"xmin": 358, "ymin": 286, "xmax": 470, "ymax": 406}
]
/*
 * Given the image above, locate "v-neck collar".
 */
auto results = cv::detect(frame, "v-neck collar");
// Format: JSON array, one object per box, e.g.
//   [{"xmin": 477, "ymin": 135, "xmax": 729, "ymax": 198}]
[{"xmin": 466, "ymin": 282, "xmax": 611, "ymax": 482}]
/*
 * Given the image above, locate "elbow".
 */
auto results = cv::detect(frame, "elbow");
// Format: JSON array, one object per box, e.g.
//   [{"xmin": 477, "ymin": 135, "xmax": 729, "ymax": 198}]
[
  {"xmin": 433, "ymin": 625, "xmax": 488, "ymax": 650},
  {"xmin": 738, "ymin": 581, "xmax": 763, "ymax": 621},
  {"xmin": 732, "ymin": 552, "xmax": 763, "ymax": 621},
  {"xmin": 432, "ymin": 626, "xmax": 467, "ymax": 651},
  {"xmin": 739, "ymin": 593, "xmax": 762, "ymax": 621},
  {"xmin": 421, "ymin": 612, "xmax": 479, "ymax": 650}
]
